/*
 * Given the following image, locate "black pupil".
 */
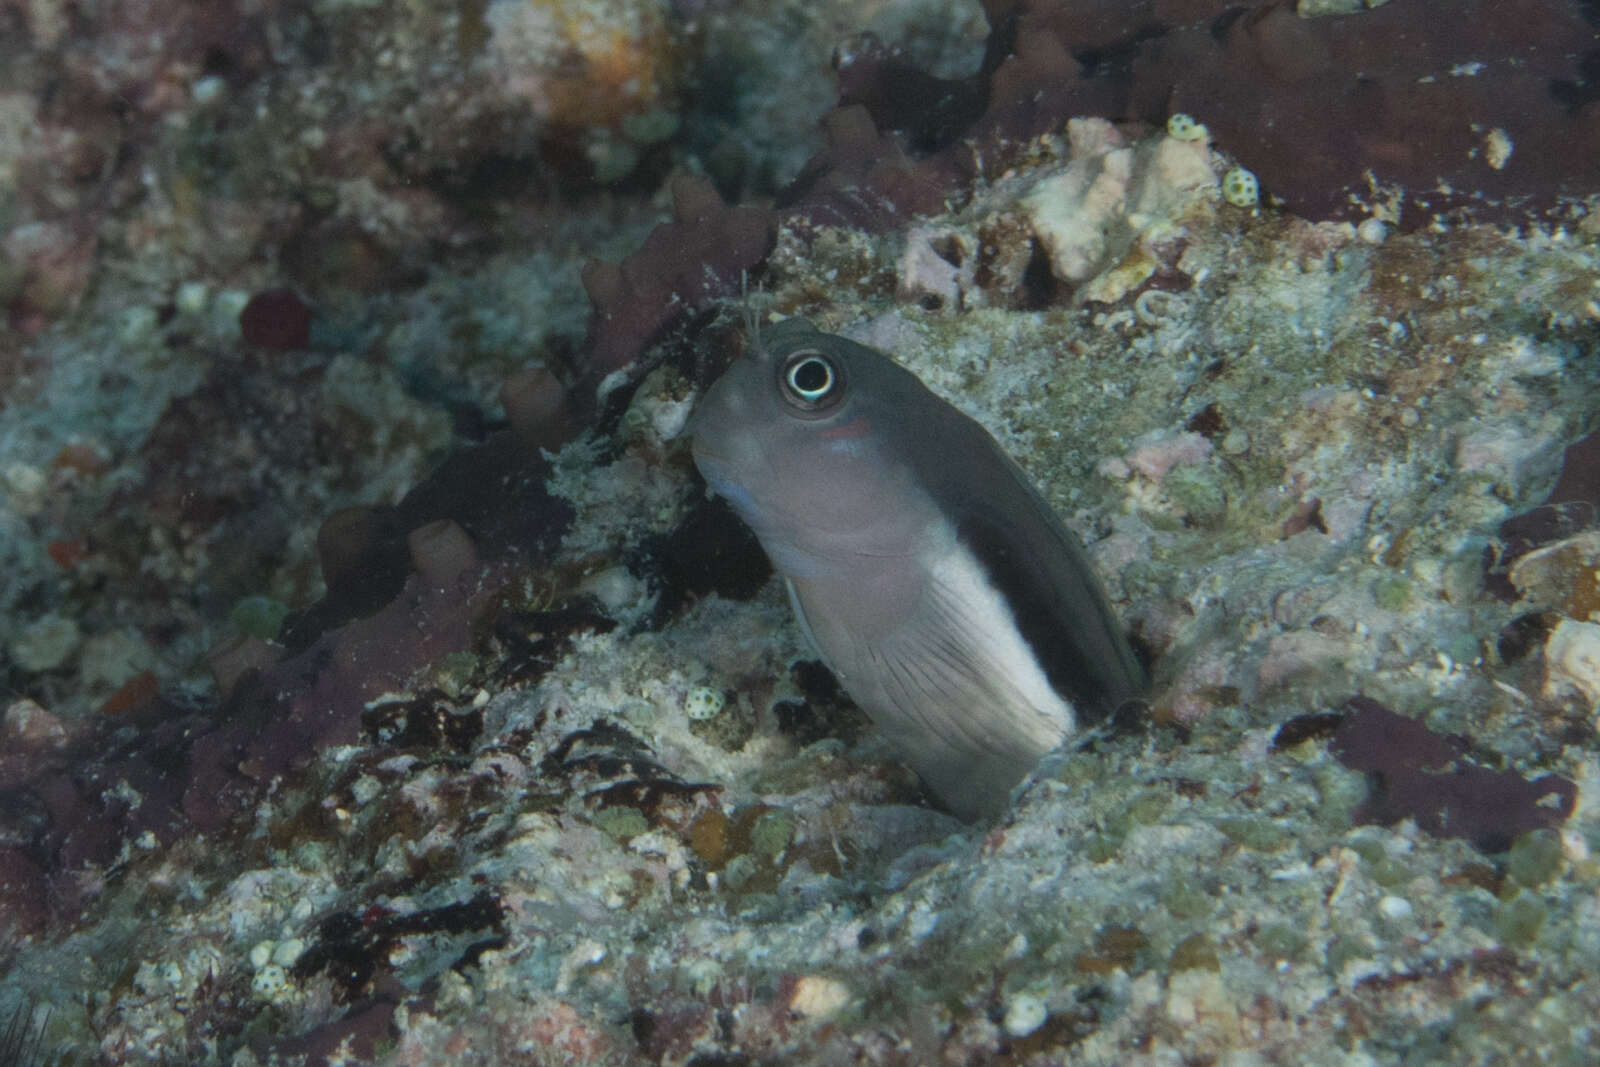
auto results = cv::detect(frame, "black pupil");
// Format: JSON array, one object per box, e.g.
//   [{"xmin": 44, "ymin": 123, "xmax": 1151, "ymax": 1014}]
[{"xmin": 792, "ymin": 358, "xmax": 830, "ymax": 395}]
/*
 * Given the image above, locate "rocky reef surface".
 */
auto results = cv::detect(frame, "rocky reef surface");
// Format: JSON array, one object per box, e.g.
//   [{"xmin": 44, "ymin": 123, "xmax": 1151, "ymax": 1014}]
[{"xmin": 1, "ymin": 0, "xmax": 1598, "ymax": 1063}]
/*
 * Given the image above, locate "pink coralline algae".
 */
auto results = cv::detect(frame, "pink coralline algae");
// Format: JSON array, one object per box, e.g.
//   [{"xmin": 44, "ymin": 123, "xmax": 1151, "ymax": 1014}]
[
  {"xmin": 0, "ymin": 846, "xmax": 48, "ymax": 941},
  {"xmin": 1, "ymin": 0, "xmax": 281, "ymax": 328},
  {"xmin": 579, "ymin": 173, "xmax": 775, "ymax": 383},
  {"xmin": 185, "ymin": 563, "xmax": 481, "ymax": 825},
  {"xmin": 182, "ymin": 436, "xmax": 577, "ymax": 831},
  {"xmin": 1485, "ymin": 428, "xmax": 1600, "ymax": 602},
  {"xmin": 777, "ymin": 104, "xmax": 957, "ymax": 231},
  {"xmin": 972, "ymin": 0, "xmax": 1599, "ymax": 224},
  {"xmin": 816, "ymin": 0, "xmax": 1600, "ymax": 229},
  {"xmin": 1328, "ymin": 697, "xmax": 1579, "ymax": 853},
  {"xmin": 2, "ymin": 221, "xmax": 98, "ymax": 331},
  {"xmin": 579, "ymin": 0, "xmax": 1600, "ymax": 390},
  {"xmin": 238, "ymin": 288, "xmax": 314, "ymax": 350}
]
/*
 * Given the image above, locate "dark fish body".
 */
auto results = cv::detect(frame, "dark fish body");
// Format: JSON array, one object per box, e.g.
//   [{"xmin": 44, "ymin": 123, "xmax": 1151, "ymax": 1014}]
[{"xmin": 689, "ymin": 317, "xmax": 1145, "ymax": 819}]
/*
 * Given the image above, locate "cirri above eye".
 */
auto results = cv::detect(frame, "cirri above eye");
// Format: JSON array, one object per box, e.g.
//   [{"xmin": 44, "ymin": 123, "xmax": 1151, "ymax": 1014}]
[{"xmin": 780, "ymin": 350, "xmax": 843, "ymax": 410}]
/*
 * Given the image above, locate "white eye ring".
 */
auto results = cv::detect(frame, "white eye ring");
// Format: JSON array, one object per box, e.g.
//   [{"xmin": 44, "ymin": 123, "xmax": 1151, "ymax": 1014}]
[{"xmin": 780, "ymin": 351, "xmax": 842, "ymax": 410}]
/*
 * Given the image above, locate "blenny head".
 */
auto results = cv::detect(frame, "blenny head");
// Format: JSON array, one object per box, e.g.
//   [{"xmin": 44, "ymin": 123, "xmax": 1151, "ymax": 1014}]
[{"xmin": 688, "ymin": 318, "xmax": 933, "ymax": 567}]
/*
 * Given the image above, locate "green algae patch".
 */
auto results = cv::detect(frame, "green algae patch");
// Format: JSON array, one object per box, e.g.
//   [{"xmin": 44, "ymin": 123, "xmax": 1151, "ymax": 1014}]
[
  {"xmin": 231, "ymin": 595, "xmax": 289, "ymax": 640},
  {"xmin": 1160, "ymin": 881, "xmax": 1213, "ymax": 920},
  {"xmin": 1507, "ymin": 829, "xmax": 1564, "ymax": 888},
  {"xmin": 1311, "ymin": 764, "xmax": 1369, "ymax": 829},
  {"xmin": 1256, "ymin": 924, "xmax": 1308, "ymax": 962},
  {"xmin": 1169, "ymin": 933, "xmax": 1221, "ymax": 973},
  {"xmin": 1493, "ymin": 892, "xmax": 1547, "ymax": 948},
  {"xmin": 1110, "ymin": 787, "xmax": 1174, "ymax": 835},
  {"xmin": 592, "ymin": 807, "xmax": 649, "ymax": 844},
  {"xmin": 1370, "ymin": 857, "xmax": 1414, "ymax": 888},
  {"xmin": 1074, "ymin": 925, "xmax": 1150, "ymax": 976},
  {"xmin": 1371, "ymin": 574, "xmax": 1413, "ymax": 611},
  {"xmin": 750, "ymin": 810, "xmax": 796, "ymax": 858},
  {"xmin": 1213, "ymin": 816, "xmax": 1291, "ymax": 852},
  {"xmin": 1163, "ymin": 465, "xmax": 1229, "ymax": 530},
  {"xmin": 1325, "ymin": 934, "xmax": 1374, "ymax": 977},
  {"xmin": 1082, "ymin": 832, "xmax": 1123, "ymax": 864}
]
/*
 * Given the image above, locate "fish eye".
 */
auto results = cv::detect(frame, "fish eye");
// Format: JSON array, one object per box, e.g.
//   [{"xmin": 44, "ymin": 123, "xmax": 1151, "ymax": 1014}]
[{"xmin": 779, "ymin": 350, "xmax": 844, "ymax": 412}]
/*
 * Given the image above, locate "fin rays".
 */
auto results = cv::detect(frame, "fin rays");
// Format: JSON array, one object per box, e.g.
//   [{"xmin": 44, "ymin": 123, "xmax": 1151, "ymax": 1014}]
[{"xmin": 868, "ymin": 544, "xmax": 1070, "ymax": 763}]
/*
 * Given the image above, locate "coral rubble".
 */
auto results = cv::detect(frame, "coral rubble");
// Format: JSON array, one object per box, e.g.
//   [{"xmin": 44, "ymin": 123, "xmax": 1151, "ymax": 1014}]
[{"xmin": 1, "ymin": 1, "xmax": 1598, "ymax": 1064}]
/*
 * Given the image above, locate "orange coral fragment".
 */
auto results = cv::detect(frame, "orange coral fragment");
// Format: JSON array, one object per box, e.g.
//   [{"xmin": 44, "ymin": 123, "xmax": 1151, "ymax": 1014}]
[
  {"xmin": 100, "ymin": 670, "xmax": 159, "ymax": 717},
  {"xmin": 51, "ymin": 442, "xmax": 111, "ymax": 477},
  {"xmin": 543, "ymin": 19, "xmax": 667, "ymax": 128},
  {"xmin": 47, "ymin": 538, "xmax": 90, "ymax": 570}
]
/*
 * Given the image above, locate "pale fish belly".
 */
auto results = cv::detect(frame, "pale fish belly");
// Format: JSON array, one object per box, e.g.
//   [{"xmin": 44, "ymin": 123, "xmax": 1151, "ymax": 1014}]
[{"xmin": 787, "ymin": 524, "xmax": 1076, "ymax": 820}]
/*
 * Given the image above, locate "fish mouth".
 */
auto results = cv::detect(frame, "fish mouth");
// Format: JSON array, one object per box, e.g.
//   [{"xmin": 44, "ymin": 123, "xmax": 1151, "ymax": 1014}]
[
  {"xmin": 687, "ymin": 419, "xmax": 747, "ymax": 471},
  {"xmin": 691, "ymin": 458, "xmax": 761, "ymax": 529},
  {"xmin": 690, "ymin": 449, "xmax": 743, "ymax": 493}
]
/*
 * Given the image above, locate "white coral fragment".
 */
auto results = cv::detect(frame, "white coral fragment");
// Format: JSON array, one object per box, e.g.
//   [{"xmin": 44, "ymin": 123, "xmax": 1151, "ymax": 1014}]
[
  {"xmin": 1545, "ymin": 618, "xmax": 1600, "ymax": 713},
  {"xmin": 897, "ymin": 226, "xmax": 972, "ymax": 312},
  {"xmin": 1483, "ymin": 127, "xmax": 1513, "ymax": 171},
  {"xmin": 1022, "ymin": 118, "xmax": 1216, "ymax": 296}
]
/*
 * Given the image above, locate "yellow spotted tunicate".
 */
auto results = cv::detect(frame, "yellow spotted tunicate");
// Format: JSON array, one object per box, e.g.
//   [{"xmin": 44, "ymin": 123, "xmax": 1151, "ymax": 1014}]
[
  {"xmin": 684, "ymin": 686, "xmax": 726, "ymax": 721},
  {"xmin": 1222, "ymin": 166, "xmax": 1260, "ymax": 207},
  {"xmin": 251, "ymin": 964, "xmax": 288, "ymax": 1000},
  {"xmin": 1166, "ymin": 113, "xmax": 1208, "ymax": 142}
]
